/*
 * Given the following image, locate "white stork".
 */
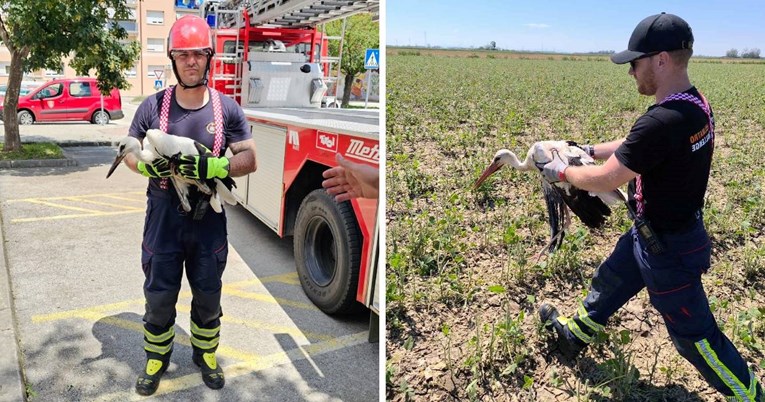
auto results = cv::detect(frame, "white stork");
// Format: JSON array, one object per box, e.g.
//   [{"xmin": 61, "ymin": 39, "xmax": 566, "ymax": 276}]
[
  {"xmin": 106, "ymin": 130, "xmax": 236, "ymax": 214},
  {"xmin": 473, "ymin": 141, "xmax": 626, "ymax": 252}
]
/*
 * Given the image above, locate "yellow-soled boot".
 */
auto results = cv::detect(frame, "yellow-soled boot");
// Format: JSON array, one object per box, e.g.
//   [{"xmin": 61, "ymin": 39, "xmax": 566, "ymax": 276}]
[{"xmin": 193, "ymin": 351, "xmax": 224, "ymax": 389}]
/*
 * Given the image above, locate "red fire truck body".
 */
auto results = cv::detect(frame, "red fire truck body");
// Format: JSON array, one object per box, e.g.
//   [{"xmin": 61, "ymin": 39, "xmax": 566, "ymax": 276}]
[{"xmin": 201, "ymin": 0, "xmax": 379, "ymax": 318}]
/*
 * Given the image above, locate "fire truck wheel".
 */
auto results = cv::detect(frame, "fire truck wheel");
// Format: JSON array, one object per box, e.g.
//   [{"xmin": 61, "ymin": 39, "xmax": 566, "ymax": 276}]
[{"xmin": 294, "ymin": 189, "xmax": 363, "ymax": 315}]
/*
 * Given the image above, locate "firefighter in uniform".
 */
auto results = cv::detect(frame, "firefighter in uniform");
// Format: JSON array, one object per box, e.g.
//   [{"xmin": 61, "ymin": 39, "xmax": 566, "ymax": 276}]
[
  {"xmin": 539, "ymin": 13, "xmax": 762, "ymax": 401},
  {"xmin": 122, "ymin": 15, "xmax": 257, "ymax": 396}
]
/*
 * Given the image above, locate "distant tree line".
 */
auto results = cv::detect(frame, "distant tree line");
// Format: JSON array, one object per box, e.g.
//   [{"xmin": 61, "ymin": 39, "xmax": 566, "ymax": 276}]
[{"xmin": 725, "ymin": 48, "xmax": 761, "ymax": 58}]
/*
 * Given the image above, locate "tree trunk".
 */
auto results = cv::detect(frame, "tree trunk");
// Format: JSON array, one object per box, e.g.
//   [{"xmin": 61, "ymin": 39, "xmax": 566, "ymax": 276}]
[
  {"xmin": 341, "ymin": 73, "xmax": 354, "ymax": 108},
  {"xmin": 2, "ymin": 50, "xmax": 27, "ymax": 153}
]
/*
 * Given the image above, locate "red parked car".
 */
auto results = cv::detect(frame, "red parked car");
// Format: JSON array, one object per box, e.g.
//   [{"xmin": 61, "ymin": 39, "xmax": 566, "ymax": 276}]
[{"xmin": 0, "ymin": 77, "xmax": 124, "ymax": 125}]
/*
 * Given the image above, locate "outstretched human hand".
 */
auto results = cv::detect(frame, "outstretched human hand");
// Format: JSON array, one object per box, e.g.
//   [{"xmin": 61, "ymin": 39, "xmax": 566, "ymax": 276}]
[{"xmin": 321, "ymin": 154, "xmax": 379, "ymax": 202}]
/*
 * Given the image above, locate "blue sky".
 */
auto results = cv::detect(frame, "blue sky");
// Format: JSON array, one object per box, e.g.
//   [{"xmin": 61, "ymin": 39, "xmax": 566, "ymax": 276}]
[{"xmin": 386, "ymin": 1, "xmax": 765, "ymax": 57}]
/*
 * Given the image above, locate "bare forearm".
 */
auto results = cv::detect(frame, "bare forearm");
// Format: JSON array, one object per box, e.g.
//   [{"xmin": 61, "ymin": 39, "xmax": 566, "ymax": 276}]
[
  {"xmin": 591, "ymin": 139, "xmax": 625, "ymax": 160},
  {"xmin": 124, "ymin": 153, "xmax": 141, "ymax": 174},
  {"xmin": 227, "ymin": 139, "xmax": 257, "ymax": 177}
]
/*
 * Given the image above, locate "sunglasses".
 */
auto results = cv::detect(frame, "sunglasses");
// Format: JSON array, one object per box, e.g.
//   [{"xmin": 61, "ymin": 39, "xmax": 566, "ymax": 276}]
[{"xmin": 629, "ymin": 51, "xmax": 661, "ymax": 70}]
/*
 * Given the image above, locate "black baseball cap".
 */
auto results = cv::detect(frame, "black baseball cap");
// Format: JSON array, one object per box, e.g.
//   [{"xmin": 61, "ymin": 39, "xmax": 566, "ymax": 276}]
[{"xmin": 611, "ymin": 12, "xmax": 694, "ymax": 64}]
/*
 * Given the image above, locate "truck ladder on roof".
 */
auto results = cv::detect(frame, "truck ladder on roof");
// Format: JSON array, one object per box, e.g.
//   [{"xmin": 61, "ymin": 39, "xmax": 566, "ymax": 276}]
[{"xmin": 203, "ymin": 0, "xmax": 378, "ymax": 29}]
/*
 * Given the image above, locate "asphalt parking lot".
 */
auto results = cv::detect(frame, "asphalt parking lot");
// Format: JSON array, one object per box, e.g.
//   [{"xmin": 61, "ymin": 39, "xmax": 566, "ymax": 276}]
[{"xmin": 0, "ymin": 106, "xmax": 379, "ymax": 401}]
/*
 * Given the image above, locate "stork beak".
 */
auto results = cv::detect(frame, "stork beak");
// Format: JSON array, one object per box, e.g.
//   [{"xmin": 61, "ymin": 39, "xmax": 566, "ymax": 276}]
[
  {"xmin": 106, "ymin": 153, "xmax": 126, "ymax": 179},
  {"xmin": 473, "ymin": 161, "xmax": 502, "ymax": 190}
]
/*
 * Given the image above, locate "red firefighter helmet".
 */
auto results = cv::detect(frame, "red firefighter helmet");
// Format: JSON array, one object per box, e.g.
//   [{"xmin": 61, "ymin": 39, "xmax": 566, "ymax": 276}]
[{"xmin": 167, "ymin": 15, "xmax": 213, "ymax": 57}]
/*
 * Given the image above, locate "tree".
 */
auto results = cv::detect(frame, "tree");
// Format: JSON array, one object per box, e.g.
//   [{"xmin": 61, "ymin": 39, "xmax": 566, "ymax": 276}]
[
  {"xmin": 489, "ymin": 41, "xmax": 496, "ymax": 51},
  {"xmin": 741, "ymin": 48, "xmax": 761, "ymax": 59},
  {"xmin": 726, "ymin": 48, "xmax": 739, "ymax": 58},
  {"xmin": 325, "ymin": 13, "xmax": 379, "ymax": 108},
  {"xmin": 0, "ymin": 1, "xmax": 140, "ymax": 153}
]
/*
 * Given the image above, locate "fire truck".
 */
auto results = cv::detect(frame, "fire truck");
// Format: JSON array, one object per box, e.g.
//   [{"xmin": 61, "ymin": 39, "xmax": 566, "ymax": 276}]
[{"xmin": 198, "ymin": 0, "xmax": 380, "ymax": 327}]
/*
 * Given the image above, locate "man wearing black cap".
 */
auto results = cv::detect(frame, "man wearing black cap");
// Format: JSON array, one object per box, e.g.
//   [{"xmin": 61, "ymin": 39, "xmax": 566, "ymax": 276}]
[{"xmin": 538, "ymin": 12, "xmax": 763, "ymax": 401}]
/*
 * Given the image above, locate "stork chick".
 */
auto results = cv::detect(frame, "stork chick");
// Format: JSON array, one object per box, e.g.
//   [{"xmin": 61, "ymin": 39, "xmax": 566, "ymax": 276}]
[
  {"xmin": 106, "ymin": 136, "xmax": 157, "ymax": 179},
  {"xmin": 474, "ymin": 141, "xmax": 626, "ymax": 252},
  {"xmin": 145, "ymin": 129, "xmax": 237, "ymax": 213}
]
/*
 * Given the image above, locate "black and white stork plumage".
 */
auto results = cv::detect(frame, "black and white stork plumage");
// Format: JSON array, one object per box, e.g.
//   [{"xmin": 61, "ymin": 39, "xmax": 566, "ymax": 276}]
[
  {"xmin": 106, "ymin": 130, "xmax": 236, "ymax": 213},
  {"xmin": 473, "ymin": 141, "xmax": 626, "ymax": 252}
]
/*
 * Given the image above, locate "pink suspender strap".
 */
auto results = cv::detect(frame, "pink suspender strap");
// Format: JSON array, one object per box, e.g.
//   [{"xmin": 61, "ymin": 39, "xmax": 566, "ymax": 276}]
[
  {"xmin": 157, "ymin": 86, "xmax": 175, "ymax": 190},
  {"xmin": 210, "ymin": 89, "xmax": 224, "ymax": 157},
  {"xmin": 156, "ymin": 86, "xmax": 225, "ymax": 190}
]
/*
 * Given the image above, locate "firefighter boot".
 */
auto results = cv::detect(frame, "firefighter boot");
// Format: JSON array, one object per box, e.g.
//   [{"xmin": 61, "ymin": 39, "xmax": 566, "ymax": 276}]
[
  {"xmin": 193, "ymin": 350, "xmax": 225, "ymax": 389},
  {"xmin": 539, "ymin": 303, "xmax": 587, "ymax": 359},
  {"xmin": 135, "ymin": 352, "xmax": 170, "ymax": 396}
]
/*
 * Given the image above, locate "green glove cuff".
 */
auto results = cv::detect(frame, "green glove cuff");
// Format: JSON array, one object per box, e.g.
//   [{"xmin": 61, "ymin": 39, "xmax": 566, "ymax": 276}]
[
  {"xmin": 207, "ymin": 157, "xmax": 230, "ymax": 179},
  {"xmin": 137, "ymin": 161, "xmax": 153, "ymax": 178}
]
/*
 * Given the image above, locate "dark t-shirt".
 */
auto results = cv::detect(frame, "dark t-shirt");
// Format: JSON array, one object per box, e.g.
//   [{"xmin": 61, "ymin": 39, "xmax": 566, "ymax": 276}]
[
  {"xmin": 129, "ymin": 88, "xmax": 250, "ymax": 194},
  {"xmin": 614, "ymin": 87, "xmax": 713, "ymax": 232}
]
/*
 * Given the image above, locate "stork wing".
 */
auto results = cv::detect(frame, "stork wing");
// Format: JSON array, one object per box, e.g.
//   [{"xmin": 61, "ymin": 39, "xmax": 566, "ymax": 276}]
[
  {"xmin": 556, "ymin": 156, "xmax": 611, "ymax": 228},
  {"xmin": 542, "ymin": 180, "xmax": 567, "ymax": 252}
]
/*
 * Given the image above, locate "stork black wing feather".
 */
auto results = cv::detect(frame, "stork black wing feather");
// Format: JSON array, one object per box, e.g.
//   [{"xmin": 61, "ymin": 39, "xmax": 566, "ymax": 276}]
[
  {"xmin": 542, "ymin": 181, "xmax": 566, "ymax": 251},
  {"xmin": 555, "ymin": 187, "xmax": 611, "ymax": 228}
]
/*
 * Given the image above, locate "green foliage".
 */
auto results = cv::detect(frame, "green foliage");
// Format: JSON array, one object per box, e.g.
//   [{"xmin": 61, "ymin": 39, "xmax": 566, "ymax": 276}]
[
  {"xmin": 0, "ymin": 142, "xmax": 63, "ymax": 160},
  {"xmin": 325, "ymin": 14, "xmax": 379, "ymax": 78},
  {"xmin": 1, "ymin": 0, "xmax": 140, "ymax": 94}
]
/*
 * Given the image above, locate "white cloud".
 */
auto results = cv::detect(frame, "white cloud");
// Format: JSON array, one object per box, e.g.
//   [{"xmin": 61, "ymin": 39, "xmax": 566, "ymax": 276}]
[{"xmin": 524, "ymin": 23, "xmax": 550, "ymax": 29}]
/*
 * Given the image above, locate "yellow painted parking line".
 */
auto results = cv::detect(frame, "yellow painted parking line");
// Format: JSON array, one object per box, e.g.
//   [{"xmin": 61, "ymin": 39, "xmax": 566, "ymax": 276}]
[
  {"xmin": 224, "ymin": 287, "xmax": 318, "ymax": 310},
  {"xmin": 33, "ymin": 276, "xmax": 319, "ymax": 324},
  {"xmin": 25, "ymin": 199, "xmax": 103, "ymax": 214},
  {"xmin": 101, "ymin": 194, "xmax": 146, "ymax": 203},
  {"xmin": 93, "ymin": 331, "xmax": 369, "ymax": 401},
  {"xmin": 226, "ymin": 272, "xmax": 301, "ymax": 287},
  {"xmin": 64, "ymin": 197, "xmax": 143, "ymax": 211},
  {"xmin": 11, "ymin": 209, "xmax": 143, "ymax": 223},
  {"xmin": 176, "ymin": 305, "xmax": 334, "ymax": 342},
  {"xmin": 5, "ymin": 191, "xmax": 144, "ymax": 203},
  {"xmin": 40, "ymin": 309, "xmax": 258, "ymax": 362}
]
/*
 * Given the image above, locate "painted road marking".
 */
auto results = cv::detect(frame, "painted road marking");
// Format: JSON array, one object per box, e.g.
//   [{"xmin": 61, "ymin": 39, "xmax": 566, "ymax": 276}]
[
  {"xmin": 32, "ymin": 278, "xmax": 319, "ymax": 326},
  {"xmin": 5, "ymin": 191, "xmax": 145, "ymax": 223},
  {"xmin": 29, "ymin": 271, "xmax": 361, "ymax": 399},
  {"xmin": 93, "ymin": 331, "xmax": 369, "ymax": 401}
]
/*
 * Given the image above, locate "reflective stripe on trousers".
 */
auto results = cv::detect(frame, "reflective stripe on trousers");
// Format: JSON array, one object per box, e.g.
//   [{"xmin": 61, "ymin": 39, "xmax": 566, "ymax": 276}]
[{"xmin": 565, "ymin": 219, "xmax": 762, "ymax": 400}]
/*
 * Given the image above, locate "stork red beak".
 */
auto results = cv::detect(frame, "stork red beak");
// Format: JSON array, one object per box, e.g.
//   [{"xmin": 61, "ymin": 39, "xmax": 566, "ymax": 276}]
[
  {"xmin": 473, "ymin": 161, "xmax": 502, "ymax": 189},
  {"xmin": 106, "ymin": 153, "xmax": 126, "ymax": 179}
]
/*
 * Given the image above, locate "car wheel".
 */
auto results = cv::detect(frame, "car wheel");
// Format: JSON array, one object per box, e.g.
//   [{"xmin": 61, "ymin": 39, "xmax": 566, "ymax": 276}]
[
  {"xmin": 91, "ymin": 110, "xmax": 109, "ymax": 125},
  {"xmin": 17, "ymin": 110, "xmax": 34, "ymax": 125},
  {"xmin": 294, "ymin": 189, "xmax": 363, "ymax": 315}
]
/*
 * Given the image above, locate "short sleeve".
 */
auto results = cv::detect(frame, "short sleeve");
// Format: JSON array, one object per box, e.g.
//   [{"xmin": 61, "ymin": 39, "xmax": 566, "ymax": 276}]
[{"xmin": 615, "ymin": 114, "xmax": 672, "ymax": 174}]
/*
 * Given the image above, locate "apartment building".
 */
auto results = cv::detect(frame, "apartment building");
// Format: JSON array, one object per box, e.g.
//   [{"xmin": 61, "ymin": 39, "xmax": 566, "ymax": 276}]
[{"xmin": 0, "ymin": 0, "xmax": 203, "ymax": 96}]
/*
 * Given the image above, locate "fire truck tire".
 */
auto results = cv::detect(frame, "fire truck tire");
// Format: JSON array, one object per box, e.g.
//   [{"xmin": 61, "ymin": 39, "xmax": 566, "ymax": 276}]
[{"xmin": 294, "ymin": 189, "xmax": 363, "ymax": 315}]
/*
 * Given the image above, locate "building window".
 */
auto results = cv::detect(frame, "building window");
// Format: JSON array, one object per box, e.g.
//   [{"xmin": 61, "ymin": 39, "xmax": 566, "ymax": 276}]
[
  {"xmin": 45, "ymin": 65, "xmax": 64, "ymax": 77},
  {"xmin": 125, "ymin": 65, "xmax": 137, "ymax": 78},
  {"xmin": 116, "ymin": 20, "xmax": 137, "ymax": 33},
  {"xmin": 0, "ymin": 63, "xmax": 9, "ymax": 76},
  {"xmin": 147, "ymin": 10, "xmax": 164, "ymax": 25},
  {"xmin": 147, "ymin": 38, "xmax": 164, "ymax": 53},
  {"xmin": 176, "ymin": 0, "xmax": 202, "ymax": 9},
  {"xmin": 147, "ymin": 65, "xmax": 165, "ymax": 78}
]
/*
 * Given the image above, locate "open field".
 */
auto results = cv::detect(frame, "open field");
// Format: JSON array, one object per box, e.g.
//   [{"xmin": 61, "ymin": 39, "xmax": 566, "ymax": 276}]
[{"xmin": 385, "ymin": 51, "xmax": 765, "ymax": 401}]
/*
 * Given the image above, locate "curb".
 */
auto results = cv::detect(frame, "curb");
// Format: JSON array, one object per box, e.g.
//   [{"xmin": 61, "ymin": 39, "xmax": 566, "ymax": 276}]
[
  {"xmin": 0, "ymin": 206, "xmax": 27, "ymax": 401},
  {"xmin": 0, "ymin": 141, "xmax": 117, "ymax": 169},
  {"xmin": 0, "ymin": 159, "xmax": 77, "ymax": 169}
]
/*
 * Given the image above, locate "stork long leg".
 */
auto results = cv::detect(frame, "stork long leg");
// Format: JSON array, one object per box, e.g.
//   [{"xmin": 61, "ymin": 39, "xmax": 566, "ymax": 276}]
[{"xmin": 170, "ymin": 176, "xmax": 192, "ymax": 212}]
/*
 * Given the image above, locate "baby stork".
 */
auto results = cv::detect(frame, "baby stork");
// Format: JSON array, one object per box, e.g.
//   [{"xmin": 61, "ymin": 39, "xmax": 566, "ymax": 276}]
[
  {"xmin": 473, "ymin": 141, "xmax": 626, "ymax": 252},
  {"xmin": 106, "ymin": 130, "xmax": 236, "ymax": 214}
]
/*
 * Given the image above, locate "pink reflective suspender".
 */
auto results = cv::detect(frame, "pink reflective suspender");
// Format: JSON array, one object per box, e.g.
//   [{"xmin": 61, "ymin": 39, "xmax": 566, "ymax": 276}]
[
  {"xmin": 633, "ymin": 91, "xmax": 714, "ymax": 218},
  {"xmin": 157, "ymin": 86, "xmax": 224, "ymax": 190}
]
